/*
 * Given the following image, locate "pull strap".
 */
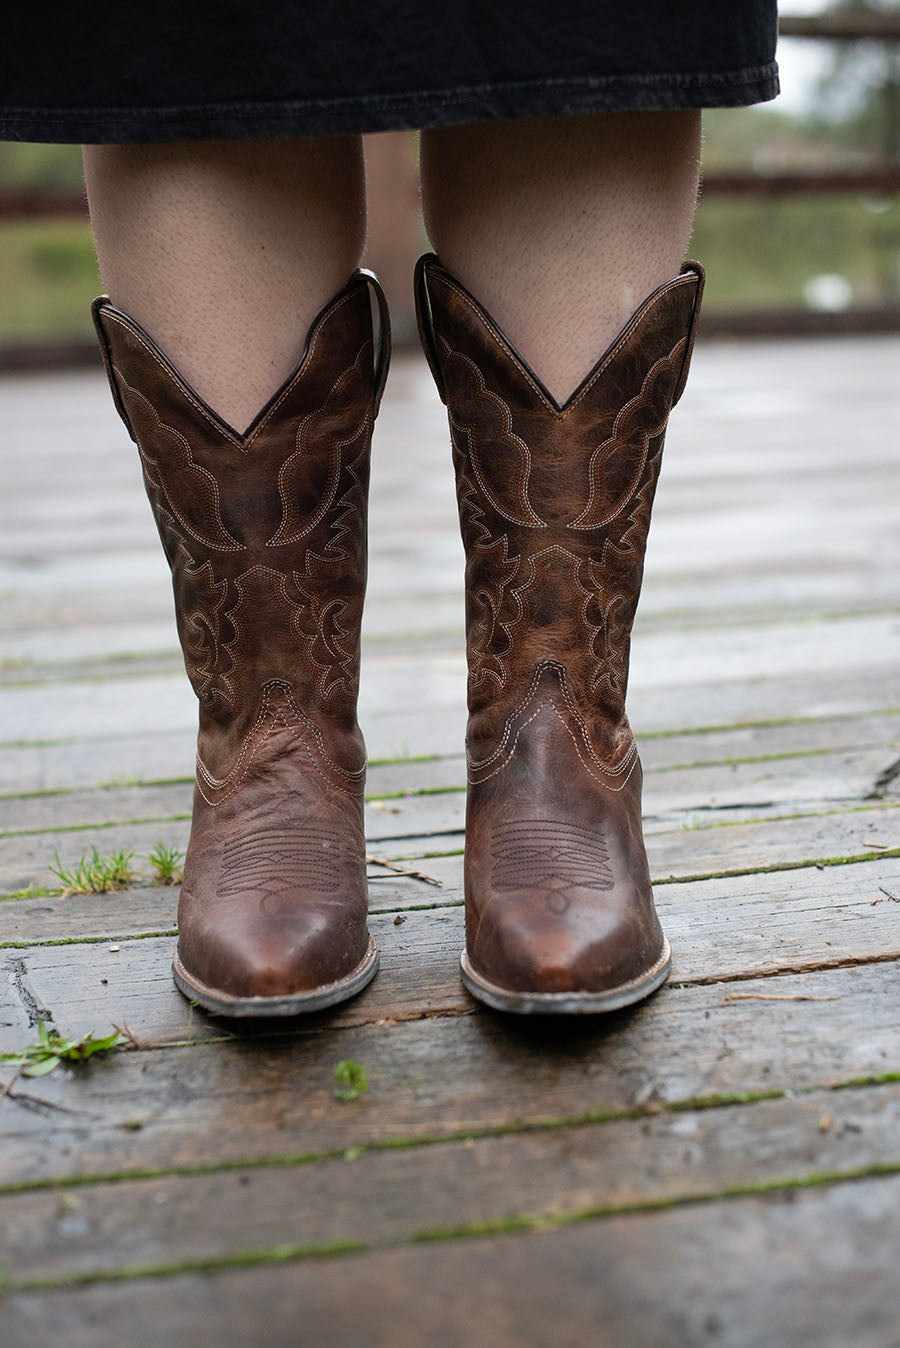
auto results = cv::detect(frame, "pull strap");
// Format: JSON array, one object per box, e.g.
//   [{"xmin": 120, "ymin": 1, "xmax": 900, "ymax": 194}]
[
  {"xmin": 413, "ymin": 252, "xmax": 447, "ymax": 405},
  {"xmin": 672, "ymin": 260, "xmax": 705, "ymax": 407},
  {"xmin": 91, "ymin": 296, "xmax": 137, "ymax": 441},
  {"xmin": 359, "ymin": 268, "xmax": 392, "ymax": 417}
]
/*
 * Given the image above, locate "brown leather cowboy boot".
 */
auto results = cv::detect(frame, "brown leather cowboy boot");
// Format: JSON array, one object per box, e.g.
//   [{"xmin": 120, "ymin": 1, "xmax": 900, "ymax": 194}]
[
  {"xmin": 92, "ymin": 272, "xmax": 390, "ymax": 1016},
  {"xmin": 415, "ymin": 253, "xmax": 703, "ymax": 1013}
]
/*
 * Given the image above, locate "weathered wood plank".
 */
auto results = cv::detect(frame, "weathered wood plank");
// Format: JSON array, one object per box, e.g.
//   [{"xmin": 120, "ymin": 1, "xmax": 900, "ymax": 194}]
[
  {"xmin": 1, "ymin": 662, "xmax": 898, "ymax": 766},
  {"xmin": 2, "ymin": 859, "xmax": 898, "ymax": 1052},
  {"xmin": 1, "ymin": 1081, "xmax": 897, "ymax": 1288},
  {"xmin": 4, "ymin": 1171, "xmax": 900, "ymax": 1348},
  {"xmin": 1, "ymin": 960, "xmax": 899, "ymax": 1186},
  {"xmin": 387, "ymin": 803, "xmax": 900, "ymax": 875},
  {"xmin": 0, "ymin": 856, "xmax": 462, "ymax": 946},
  {"xmin": 2, "ymin": 794, "xmax": 897, "ymax": 902},
  {"xmin": 1, "ymin": 735, "xmax": 896, "ymax": 838},
  {"xmin": 1, "ymin": 707, "xmax": 897, "ymax": 797}
]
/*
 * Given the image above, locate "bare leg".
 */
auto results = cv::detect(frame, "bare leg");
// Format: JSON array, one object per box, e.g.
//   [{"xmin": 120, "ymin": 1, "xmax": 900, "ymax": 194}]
[
  {"xmin": 83, "ymin": 137, "xmax": 365, "ymax": 431},
  {"xmin": 420, "ymin": 111, "xmax": 701, "ymax": 403}
]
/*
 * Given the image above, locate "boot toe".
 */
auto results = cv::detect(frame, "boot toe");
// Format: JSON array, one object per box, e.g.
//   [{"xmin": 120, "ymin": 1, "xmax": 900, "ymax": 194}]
[
  {"xmin": 178, "ymin": 898, "xmax": 370, "ymax": 1003},
  {"xmin": 469, "ymin": 893, "xmax": 665, "ymax": 997}
]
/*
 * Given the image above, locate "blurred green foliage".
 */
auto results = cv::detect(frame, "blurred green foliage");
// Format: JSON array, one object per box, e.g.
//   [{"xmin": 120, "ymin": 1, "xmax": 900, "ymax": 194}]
[
  {"xmin": 0, "ymin": 222, "xmax": 100, "ymax": 339},
  {"xmin": 693, "ymin": 195, "xmax": 900, "ymax": 307},
  {"xmin": 0, "ymin": 144, "xmax": 99, "ymax": 340},
  {"xmin": 0, "ymin": 141, "xmax": 84, "ymax": 187}
]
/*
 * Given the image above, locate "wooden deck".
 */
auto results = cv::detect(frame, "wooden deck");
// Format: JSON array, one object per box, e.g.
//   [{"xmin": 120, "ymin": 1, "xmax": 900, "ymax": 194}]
[{"xmin": 1, "ymin": 336, "xmax": 899, "ymax": 1346}]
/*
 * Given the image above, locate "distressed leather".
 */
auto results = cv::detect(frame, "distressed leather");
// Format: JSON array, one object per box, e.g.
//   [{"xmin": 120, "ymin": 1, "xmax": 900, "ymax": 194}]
[
  {"xmin": 416, "ymin": 254, "xmax": 704, "ymax": 998},
  {"xmin": 93, "ymin": 273, "xmax": 389, "ymax": 1002}
]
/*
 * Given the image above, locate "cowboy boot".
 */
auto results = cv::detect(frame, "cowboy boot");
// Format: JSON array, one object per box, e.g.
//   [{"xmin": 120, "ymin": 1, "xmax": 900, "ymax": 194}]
[
  {"xmin": 92, "ymin": 272, "xmax": 390, "ymax": 1016},
  {"xmin": 415, "ymin": 253, "xmax": 703, "ymax": 1013}
]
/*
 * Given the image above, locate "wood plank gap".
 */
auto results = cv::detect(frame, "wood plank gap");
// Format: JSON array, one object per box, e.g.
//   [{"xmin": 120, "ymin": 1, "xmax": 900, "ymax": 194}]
[
  {"xmin": 669, "ymin": 948, "xmax": 900, "ymax": 987},
  {"xmin": 635, "ymin": 706, "xmax": 900, "ymax": 740},
  {"xmin": 4, "ymin": 1070, "xmax": 900, "ymax": 1200},
  {"xmin": 0, "ymin": 814, "xmax": 191, "ymax": 841},
  {"xmin": 1, "ymin": 929, "xmax": 179, "ymax": 951},
  {"xmin": 7, "ymin": 1159, "xmax": 900, "ymax": 1296},
  {"xmin": 1, "ymin": 704, "xmax": 897, "ymax": 758},
  {"xmin": 385, "ymin": 845, "xmax": 900, "ymax": 878}
]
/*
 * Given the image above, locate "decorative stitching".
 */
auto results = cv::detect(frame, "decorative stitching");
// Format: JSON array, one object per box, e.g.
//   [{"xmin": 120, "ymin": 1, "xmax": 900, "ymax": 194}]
[
  {"xmin": 217, "ymin": 824, "xmax": 347, "ymax": 904},
  {"xmin": 431, "ymin": 270, "xmax": 696, "ymax": 419},
  {"xmin": 440, "ymin": 340, "xmax": 545, "ymax": 526},
  {"xmin": 113, "ymin": 368, "xmax": 243, "ymax": 552},
  {"xmin": 175, "ymin": 545, "xmax": 234, "ymax": 710},
  {"xmin": 102, "ymin": 288, "xmax": 361, "ymax": 449},
  {"xmin": 195, "ymin": 679, "xmax": 365, "ymax": 806},
  {"xmin": 468, "ymin": 698, "xmax": 638, "ymax": 792},
  {"xmin": 467, "ymin": 659, "xmax": 638, "ymax": 788},
  {"xmin": 268, "ymin": 342, "xmax": 372, "ymax": 545},
  {"xmin": 196, "ymin": 678, "xmax": 366, "ymax": 788},
  {"xmin": 570, "ymin": 338, "xmax": 685, "ymax": 529},
  {"xmin": 242, "ymin": 291, "xmax": 361, "ymax": 447},
  {"xmin": 490, "ymin": 819, "xmax": 615, "ymax": 902},
  {"xmin": 447, "ymin": 320, "xmax": 684, "ymax": 703}
]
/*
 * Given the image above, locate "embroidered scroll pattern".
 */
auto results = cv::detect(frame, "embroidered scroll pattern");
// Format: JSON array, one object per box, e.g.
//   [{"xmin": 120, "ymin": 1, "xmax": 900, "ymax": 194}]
[
  {"xmin": 116, "ymin": 341, "xmax": 373, "ymax": 718},
  {"xmin": 446, "ymin": 335, "xmax": 686, "ymax": 715}
]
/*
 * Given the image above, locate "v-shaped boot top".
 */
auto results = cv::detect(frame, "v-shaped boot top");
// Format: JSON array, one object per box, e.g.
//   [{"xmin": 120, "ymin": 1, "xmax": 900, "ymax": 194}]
[
  {"xmin": 93, "ymin": 267, "xmax": 390, "ymax": 447},
  {"xmin": 91, "ymin": 270, "xmax": 390, "ymax": 558},
  {"xmin": 415, "ymin": 254, "xmax": 703, "ymax": 535},
  {"xmin": 416, "ymin": 252, "xmax": 703, "ymax": 415}
]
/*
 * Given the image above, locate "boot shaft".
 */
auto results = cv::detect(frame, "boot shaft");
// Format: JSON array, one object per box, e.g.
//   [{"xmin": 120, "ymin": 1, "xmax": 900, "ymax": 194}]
[
  {"xmin": 93, "ymin": 273, "xmax": 390, "ymax": 758},
  {"xmin": 415, "ymin": 254, "xmax": 703, "ymax": 761}
]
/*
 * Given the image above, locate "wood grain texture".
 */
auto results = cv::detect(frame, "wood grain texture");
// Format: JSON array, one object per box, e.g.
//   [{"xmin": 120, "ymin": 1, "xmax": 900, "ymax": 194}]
[
  {"xmin": 1, "ymin": 734, "xmax": 896, "ymax": 836},
  {"xmin": 2, "ymin": 960, "xmax": 899, "ymax": 1186},
  {"xmin": 2, "ymin": 859, "xmax": 898, "ymax": 1050},
  {"xmin": 4, "ymin": 1173, "xmax": 900, "ymax": 1348},
  {"xmin": 0, "ymin": 1081, "xmax": 897, "ymax": 1287}
]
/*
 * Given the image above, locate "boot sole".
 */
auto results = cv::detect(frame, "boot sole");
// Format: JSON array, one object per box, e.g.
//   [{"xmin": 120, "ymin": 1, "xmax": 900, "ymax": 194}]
[
  {"xmin": 459, "ymin": 937, "xmax": 672, "ymax": 1015},
  {"xmin": 172, "ymin": 935, "xmax": 379, "ymax": 1018}
]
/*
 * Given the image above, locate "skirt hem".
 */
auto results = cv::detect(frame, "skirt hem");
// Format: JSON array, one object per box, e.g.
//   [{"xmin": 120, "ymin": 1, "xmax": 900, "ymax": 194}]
[{"xmin": 0, "ymin": 64, "xmax": 779, "ymax": 144}]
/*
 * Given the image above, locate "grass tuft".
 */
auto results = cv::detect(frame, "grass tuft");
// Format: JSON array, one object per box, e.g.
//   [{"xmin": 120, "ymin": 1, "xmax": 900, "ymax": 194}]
[
  {"xmin": 0, "ymin": 884, "xmax": 59, "ymax": 902},
  {"xmin": 148, "ymin": 841, "xmax": 185, "ymax": 886},
  {"xmin": 49, "ymin": 846, "xmax": 136, "ymax": 897}
]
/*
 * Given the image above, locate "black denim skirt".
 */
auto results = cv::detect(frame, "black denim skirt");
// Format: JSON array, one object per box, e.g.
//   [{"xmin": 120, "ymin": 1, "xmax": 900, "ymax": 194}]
[{"xmin": 0, "ymin": 1, "xmax": 779, "ymax": 144}]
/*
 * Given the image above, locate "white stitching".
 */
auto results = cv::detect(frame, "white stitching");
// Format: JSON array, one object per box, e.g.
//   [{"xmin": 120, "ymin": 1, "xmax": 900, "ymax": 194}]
[
  {"xmin": 570, "ymin": 337, "xmax": 685, "ymax": 529},
  {"xmin": 102, "ymin": 288, "xmax": 361, "ymax": 449},
  {"xmin": 440, "ymin": 338, "xmax": 545, "ymax": 526},
  {"xmin": 467, "ymin": 696, "xmax": 638, "ymax": 792},
  {"xmin": 430, "ymin": 270, "xmax": 696, "ymax": 419},
  {"xmin": 467, "ymin": 659, "xmax": 636, "ymax": 780},
  {"xmin": 195, "ymin": 678, "xmax": 366, "ymax": 805},
  {"xmin": 114, "ymin": 368, "xmax": 243, "ymax": 552},
  {"xmin": 242, "ymin": 291, "xmax": 360, "ymax": 446},
  {"xmin": 268, "ymin": 341, "xmax": 372, "ymax": 545}
]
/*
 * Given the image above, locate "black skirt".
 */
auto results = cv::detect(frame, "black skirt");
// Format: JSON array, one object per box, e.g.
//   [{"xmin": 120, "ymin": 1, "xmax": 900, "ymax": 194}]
[{"xmin": 1, "ymin": 2, "xmax": 779, "ymax": 144}]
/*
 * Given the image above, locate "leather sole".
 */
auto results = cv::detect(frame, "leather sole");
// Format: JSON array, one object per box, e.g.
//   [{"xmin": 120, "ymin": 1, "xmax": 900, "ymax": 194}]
[
  {"xmin": 459, "ymin": 937, "xmax": 672, "ymax": 1015},
  {"xmin": 172, "ymin": 935, "xmax": 379, "ymax": 1018}
]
